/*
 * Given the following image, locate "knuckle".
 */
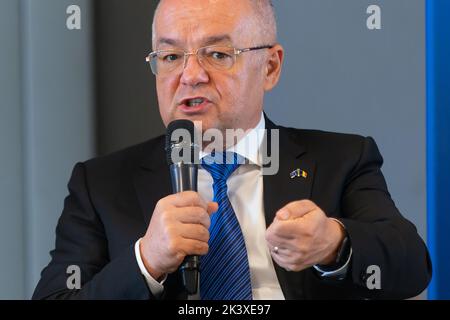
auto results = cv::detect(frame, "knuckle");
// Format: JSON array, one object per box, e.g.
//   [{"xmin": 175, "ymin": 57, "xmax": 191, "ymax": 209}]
[
  {"xmin": 175, "ymin": 252, "xmax": 186, "ymax": 263},
  {"xmin": 200, "ymin": 229, "xmax": 210, "ymax": 242},
  {"xmin": 202, "ymin": 243, "xmax": 209, "ymax": 255},
  {"xmin": 195, "ymin": 242, "xmax": 208, "ymax": 255},
  {"xmin": 272, "ymin": 223, "xmax": 284, "ymax": 236},
  {"xmin": 302, "ymin": 224, "xmax": 314, "ymax": 238},
  {"xmin": 185, "ymin": 190, "xmax": 200, "ymax": 203},
  {"xmin": 167, "ymin": 266, "xmax": 178, "ymax": 273},
  {"xmin": 195, "ymin": 207, "xmax": 207, "ymax": 219},
  {"xmin": 290, "ymin": 264, "xmax": 301, "ymax": 272},
  {"xmin": 265, "ymin": 230, "xmax": 274, "ymax": 243},
  {"xmin": 273, "ymin": 255, "xmax": 283, "ymax": 266},
  {"xmin": 295, "ymin": 240, "xmax": 305, "ymax": 253},
  {"xmin": 268, "ymin": 222, "xmax": 279, "ymax": 234},
  {"xmin": 204, "ymin": 216, "xmax": 211, "ymax": 229},
  {"xmin": 173, "ymin": 192, "xmax": 184, "ymax": 204},
  {"xmin": 155, "ymin": 198, "xmax": 165, "ymax": 211},
  {"xmin": 160, "ymin": 212, "xmax": 172, "ymax": 226},
  {"xmin": 198, "ymin": 225, "xmax": 207, "ymax": 235},
  {"xmin": 301, "ymin": 199, "xmax": 315, "ymax": 207},
  {"xmin": 198, "ymin": 210, "xmax": 210, "ymax": 227},
  {"xmin": 185, "ymin": 190, "xmax": 197, "ymax": 197},
  {"xmin": 195, "ymin": 241, "xmax": 206, "ymax": 252},
  {"xmin": 167, "ymin": 239, "xmax": 180, "ymax": 255},
  {"xmin": 299, "ymin": 223, "xmax": 313, "ymax": 241},
  {"xmin": 295, "ymin": 249, "xmax": 304, "ymax": 260},
  {"xmin": 165, "ymin": 225, "xmax": 177, "ymax": 237}
]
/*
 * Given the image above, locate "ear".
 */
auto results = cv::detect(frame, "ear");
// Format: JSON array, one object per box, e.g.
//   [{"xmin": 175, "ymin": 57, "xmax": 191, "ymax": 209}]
[{"xmin": 263, "ymin": 44, "xmax": 284, "ymax": 92}]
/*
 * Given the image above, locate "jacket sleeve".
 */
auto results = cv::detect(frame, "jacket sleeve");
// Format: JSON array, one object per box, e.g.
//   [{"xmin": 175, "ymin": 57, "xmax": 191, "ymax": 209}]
[
  {"xmin": 32, "ymin": 163, "xmax": 153, "ymax": 300},
  {"xmin": 337, "ymin": 137, "xmax": 432, "ymax": 299}
]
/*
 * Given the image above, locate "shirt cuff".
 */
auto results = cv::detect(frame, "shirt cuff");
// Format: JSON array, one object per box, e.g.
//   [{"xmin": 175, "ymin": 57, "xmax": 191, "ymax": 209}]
[
  {"xmin": 313, "ymin": 247, "xmax": 352, "ymax": 279},
  {"xmin": 313, "ymin": 218, "xmax": 352, "ymax": 280},
  {"xmin": 134, "ymin": 238, "xmax": 166, "ymax": 298}
]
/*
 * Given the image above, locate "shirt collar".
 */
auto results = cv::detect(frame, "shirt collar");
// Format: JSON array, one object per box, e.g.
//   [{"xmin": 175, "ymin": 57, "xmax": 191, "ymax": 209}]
[{"xmin": 200, "ymin": 113, "xmax": 266, "ymax": 166}]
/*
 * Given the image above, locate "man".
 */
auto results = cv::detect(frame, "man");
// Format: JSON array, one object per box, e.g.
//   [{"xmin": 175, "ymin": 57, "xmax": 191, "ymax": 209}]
[{"xmin": 33, "ymin": 0, "xmax": 431, "ymax": 300}]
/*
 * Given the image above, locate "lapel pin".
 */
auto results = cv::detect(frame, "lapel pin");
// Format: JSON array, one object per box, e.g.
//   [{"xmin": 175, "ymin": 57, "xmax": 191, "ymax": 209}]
[{"xmin": 290, "ymin": 168, "xmax": 308, "ymax": 179}]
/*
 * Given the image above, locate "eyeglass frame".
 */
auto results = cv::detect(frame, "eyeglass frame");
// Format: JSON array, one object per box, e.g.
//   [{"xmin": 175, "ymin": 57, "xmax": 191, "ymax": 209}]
[{"xmin": 145, "ymin": 44, "xmax": 274, "ymax": 75}]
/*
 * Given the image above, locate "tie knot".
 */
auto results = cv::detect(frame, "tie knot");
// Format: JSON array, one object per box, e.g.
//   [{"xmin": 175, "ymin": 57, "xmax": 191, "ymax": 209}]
[{"xmin": 201, "ymin": 152, "xmax": 245, "ymax": 181}]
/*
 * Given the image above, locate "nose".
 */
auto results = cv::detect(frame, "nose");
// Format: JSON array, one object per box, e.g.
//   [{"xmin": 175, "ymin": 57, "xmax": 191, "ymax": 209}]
[{"xmin": 180, "ymin": 53, "xmax": 210, "ymax": 87}]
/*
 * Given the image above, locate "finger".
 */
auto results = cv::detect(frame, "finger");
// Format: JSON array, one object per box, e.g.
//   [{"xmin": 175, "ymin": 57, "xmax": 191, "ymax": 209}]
[
  {"xmin": 276, "ymin": 200, "xmax": 317, "ymax": 221},
  {"xmin": 180, "ymin": 224, "xmax": 210, "ymax": 242},
  {"xmin": 270, "ymin": 250, "xmax": 293, "ymax": 271},
  {"xmin": 179, "ymin": 238, "xmax": 209, "ymax": 256},
  {"xmin": 270, "ymin": 249, "xmax": 292, "ymax": 264},
  {"xmin": 275, "ymin": 217, "xmax": 320, "ymax": 242},
  {"xmin": 266, "ymin": 225, "xmax": 298, "ymax": 250},
  {"xmin": 268, "ymin": 243, "xmax": 293, "ymax": 257},
  {"xmin": 266, "ymin": 233, "xmax": 299, "ymax": 252},
  {"xmin": 207, "ymin": 202, "xmax": 219, "ymax": 216},
  {"xmin": 176, "ymin": 207, "xmax": 211, "ymax": 229},
  {"xmin": 267, "ymin": 219, "xmax": 298, "ymax": 241},
  {"xmin": 270, "ymin": 253, "xmax": 306, "ymax": 272},
  {"xmin": 166, "ymin": 191, "xmax": 208, "ymax": 210}
]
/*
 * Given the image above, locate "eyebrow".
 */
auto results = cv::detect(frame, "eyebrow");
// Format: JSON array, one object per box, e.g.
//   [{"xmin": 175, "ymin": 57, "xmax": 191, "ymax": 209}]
[
  {"xmin": 157, "ymin": 38, "xmax": 180, "ymax": 47},
  {"xmin": 156, "ymin": 34, "xmax": 233, "ymax": 48},
  {"xmin": 203, "ymin": 35, "xmax": 233, "ymax": 46}
]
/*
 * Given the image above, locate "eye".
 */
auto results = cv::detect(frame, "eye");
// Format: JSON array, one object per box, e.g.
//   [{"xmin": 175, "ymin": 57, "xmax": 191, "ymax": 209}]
[
  {"xmin": 161, "ymin": 53, "xmax": 181, "ymax": 62},
  {"xmin": 210, "ymin": 51, "xmax": 231, "ymax": 60}
]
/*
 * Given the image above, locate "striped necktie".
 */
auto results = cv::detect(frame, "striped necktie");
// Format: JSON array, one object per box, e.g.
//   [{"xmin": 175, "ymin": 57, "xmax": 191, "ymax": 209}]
[{"xmin": 200, "ymin": 152, "xmax": 252, "ymax": 300}]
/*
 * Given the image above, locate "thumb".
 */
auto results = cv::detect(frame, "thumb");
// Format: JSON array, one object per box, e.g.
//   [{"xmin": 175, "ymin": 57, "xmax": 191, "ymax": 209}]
[
  {"xmin": 276, "ymin": 200, "xmax": 316, "ymax": 221},
  {"xmin": 207, "ymin": 202, "xmax": 219, "ymax": 216},
  {"xmin": 276, "ymin": 209, "xmax": 290, "ymax": 221}
]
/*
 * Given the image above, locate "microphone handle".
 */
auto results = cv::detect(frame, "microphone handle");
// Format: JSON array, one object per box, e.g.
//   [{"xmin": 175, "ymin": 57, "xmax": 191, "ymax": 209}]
[{"xmin": 169, "ymin": 163, "xmax": 199, "ymax": 295}]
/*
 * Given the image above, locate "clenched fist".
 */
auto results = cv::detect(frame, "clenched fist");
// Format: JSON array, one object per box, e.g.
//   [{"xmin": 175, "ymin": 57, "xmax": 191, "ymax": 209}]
[
  {"xmin": 139, "ymin": 191, "xmax": 218, "ymax": 281},
  {"xmin": 265, "ymin": 200, "xmax": 345, "ymax": 272}
]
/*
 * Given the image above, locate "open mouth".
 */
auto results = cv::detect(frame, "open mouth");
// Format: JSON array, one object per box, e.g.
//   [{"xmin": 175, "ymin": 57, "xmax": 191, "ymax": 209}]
[{"xmin": 185, "ymin": 98, "xmax": 205, "ymax": 107}]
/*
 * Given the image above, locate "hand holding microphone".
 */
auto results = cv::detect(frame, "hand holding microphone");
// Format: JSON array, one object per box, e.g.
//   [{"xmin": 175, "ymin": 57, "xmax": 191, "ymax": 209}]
[
  {"xmin": 139, "ymin": 192, "xmax": 217, "ymax": 282},
  {"xmin": 139, "ymin": 120, "xmax": 217, "ymax": 294}
]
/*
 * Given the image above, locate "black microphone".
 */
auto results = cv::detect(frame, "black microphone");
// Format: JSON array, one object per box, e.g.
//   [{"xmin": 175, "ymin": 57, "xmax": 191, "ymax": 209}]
[{"xmin": 165, "ymin": 119, "xmax": 200, "ymax": 295}]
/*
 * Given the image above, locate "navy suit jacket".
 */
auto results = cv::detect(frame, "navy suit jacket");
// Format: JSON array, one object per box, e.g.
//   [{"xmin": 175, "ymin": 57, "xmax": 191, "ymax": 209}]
[{"xmin": 33, "ymin": 118, "xmax": 431, "ymax": 299}]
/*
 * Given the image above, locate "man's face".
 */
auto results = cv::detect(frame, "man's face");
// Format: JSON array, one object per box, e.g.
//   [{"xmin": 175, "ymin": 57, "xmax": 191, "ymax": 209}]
[{"xmin": 153, "ymin": 0, "xmax": 278, "ymax": 133}]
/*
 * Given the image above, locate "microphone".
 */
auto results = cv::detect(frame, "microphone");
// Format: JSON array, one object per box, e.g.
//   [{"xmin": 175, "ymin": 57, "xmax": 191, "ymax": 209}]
[{"xmin": 165, "ymin": 119, "xmax": 200, "ymax": 295}]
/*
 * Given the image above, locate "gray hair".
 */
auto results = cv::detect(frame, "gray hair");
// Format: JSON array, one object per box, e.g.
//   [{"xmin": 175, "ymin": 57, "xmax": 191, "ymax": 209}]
[{"xmin": 152, "ymin": 0, "xmax": 277, "ymax": 48}]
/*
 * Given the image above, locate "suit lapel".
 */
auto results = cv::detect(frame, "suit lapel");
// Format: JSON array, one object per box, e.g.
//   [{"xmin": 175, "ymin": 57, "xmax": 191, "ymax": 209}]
[
  {"xmin": 133, "ymin": 137, "xmax": 187, "ymax": 299},
  {"xmin": 133, "ymin": 137, "xmax": 172, "ymax": 227},
  {"xmin": 263, "ymin": 117, "xmax": 316, "ymax": 299}
]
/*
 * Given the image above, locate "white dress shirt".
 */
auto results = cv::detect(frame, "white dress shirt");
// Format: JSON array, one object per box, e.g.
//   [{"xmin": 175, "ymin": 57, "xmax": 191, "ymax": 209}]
[{"xmin": 135, "ymin": 113, "xmax": 285, "ymax": 299}]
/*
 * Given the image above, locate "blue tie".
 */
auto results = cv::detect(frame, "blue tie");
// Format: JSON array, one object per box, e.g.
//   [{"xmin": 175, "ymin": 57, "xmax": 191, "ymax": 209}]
[{"xmin": 200, "ymin": 152, "xmax": 252, "ymax": 300}]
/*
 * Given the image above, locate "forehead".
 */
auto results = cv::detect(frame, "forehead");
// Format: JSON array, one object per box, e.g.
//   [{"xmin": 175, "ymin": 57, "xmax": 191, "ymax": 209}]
[{"xmin": 154, "ymin": 0, "xmax": 256, "ymax": 47}]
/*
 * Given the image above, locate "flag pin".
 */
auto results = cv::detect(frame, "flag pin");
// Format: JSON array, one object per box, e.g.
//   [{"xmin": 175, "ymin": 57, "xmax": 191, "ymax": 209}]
[{"xmin": 290, "ymin": 168, "xmax": 308, "ymax": 179}]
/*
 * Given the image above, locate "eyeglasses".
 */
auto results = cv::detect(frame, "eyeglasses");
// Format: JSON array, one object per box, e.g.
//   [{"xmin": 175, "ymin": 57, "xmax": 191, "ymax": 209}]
[{"xmin": 145, "ymin": 45, "xmax": 274, "ymax": 76}]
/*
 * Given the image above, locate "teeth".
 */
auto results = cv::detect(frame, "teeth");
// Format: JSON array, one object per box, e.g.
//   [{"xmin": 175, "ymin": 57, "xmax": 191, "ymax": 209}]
[{"xmin": 187, "ymin": 98, "xmax": 204, "ymax": 107}]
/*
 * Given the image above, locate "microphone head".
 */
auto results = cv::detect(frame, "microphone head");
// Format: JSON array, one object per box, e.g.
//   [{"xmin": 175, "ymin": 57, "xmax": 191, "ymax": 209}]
[{"xmin": 165, "ymin": 119, "xmax": 198, "ymax": 165}]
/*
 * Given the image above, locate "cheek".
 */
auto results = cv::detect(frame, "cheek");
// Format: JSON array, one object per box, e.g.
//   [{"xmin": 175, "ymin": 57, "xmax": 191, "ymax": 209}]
[
  {"xmin": 156, "ymin": 77, "xmax": 178, "ymax": 121},
  {"xmin": 224, "ymin": 73, "xmax": 262, "ymax": 107},
  {"xmin": 156, "ymin": 77, "xmax": 177, "ymax": 103},
  {"xmin": 216, "ymin": 73, "xmax": 246, "ymax": 106}
]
